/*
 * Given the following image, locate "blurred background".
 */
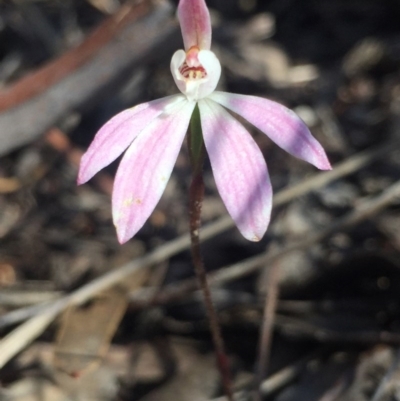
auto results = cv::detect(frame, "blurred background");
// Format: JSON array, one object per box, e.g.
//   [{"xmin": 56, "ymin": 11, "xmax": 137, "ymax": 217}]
[{"xmin": 1, "ymin": 0, "xmax": 400, "ymax": 400}]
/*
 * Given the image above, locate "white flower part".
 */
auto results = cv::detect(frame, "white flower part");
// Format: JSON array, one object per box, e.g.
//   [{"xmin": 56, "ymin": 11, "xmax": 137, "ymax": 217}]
[{"xmin": 171, "ymin": 49, "xmax": 221, "ymax": 101}]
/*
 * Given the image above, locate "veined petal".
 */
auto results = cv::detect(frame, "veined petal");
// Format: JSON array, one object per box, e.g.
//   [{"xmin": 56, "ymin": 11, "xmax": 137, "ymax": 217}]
[
  {"xmin": 178, "ymin": 0, "xmax": 211, "ymax": 51},
  {"xmin": 78, "ymin": 95, "xmax": 185, "ymax": 184},
  {"xmin": 198, "ymin": 99, "xmax": 272, "ymax": 241},
  {"xmin": 112, "ymin": 100, "xmax": 196, "ymax": 244},
  {"xmin": 209, "ymin": 92, "xmax": 332, "ymax": 170}
]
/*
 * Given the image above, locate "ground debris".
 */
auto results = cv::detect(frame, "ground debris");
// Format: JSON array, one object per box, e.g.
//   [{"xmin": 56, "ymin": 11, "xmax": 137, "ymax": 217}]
[{"xmin": 1, "ymin": 1, "xmax": 400, "ymax": 400}]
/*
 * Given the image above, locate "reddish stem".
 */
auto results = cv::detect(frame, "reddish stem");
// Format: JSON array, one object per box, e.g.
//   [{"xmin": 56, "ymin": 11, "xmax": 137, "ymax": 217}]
[
  {"xmin": 189, "ymin": 172, "xmax": 234, "ymax": 401},
  {"xmin": 187, "ymin": 122, "xmax": 234, "ymax": 400}
]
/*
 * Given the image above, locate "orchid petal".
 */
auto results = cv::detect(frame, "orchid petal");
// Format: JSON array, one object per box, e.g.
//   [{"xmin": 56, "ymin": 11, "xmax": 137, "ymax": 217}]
[
  {"xmin": 198, "ymin": 99, "xmax": 272, "ymax": 241},
  {"xmin": 171, "ymin": 49, "xmax": 221, "ymax": 101},
  {"xmin": 209, "ymin": 92, "xmax": 331, "ymax": 170},
  {"xmin": 196, "ymin": 50, "xmax": 221, "ymax": 98},
  {"xmin": 178, "ymin": 0, "xmax": 212, "ymax": 51},
  {"xmin": 112, "ymin": 100, "xmax": 196, "ymax": 244},
  {"xmin": 78, "ymin": 95, "xmax": 185, "ymax": 184}
]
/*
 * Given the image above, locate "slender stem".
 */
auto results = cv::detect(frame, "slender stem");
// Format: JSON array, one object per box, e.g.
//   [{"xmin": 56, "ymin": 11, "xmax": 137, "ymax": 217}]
[
  {"xmin": 189, "ymin": 172, "xmax": 234, "ymax": 401},
  {"xmin": 187, "ymin": 105, "xmax": 234, "ymax": 401}
]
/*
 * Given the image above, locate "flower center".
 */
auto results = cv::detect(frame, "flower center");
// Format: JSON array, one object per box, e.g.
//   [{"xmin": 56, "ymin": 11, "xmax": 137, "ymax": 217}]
[
  {"xmin": 178, "ymin": 46, "xmax": 207, "ymax": 81},
  {"xmin": 179, "ymin": 64, "xmax": 206, "ymax": 80}
]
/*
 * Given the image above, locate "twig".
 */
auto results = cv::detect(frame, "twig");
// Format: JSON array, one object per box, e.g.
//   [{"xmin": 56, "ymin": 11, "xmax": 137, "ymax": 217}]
[
  {"xmin": 0, "ymin": 299, "xmax": 68, "ymax": 369},
  {"xmin": 0, "ymin": 301, "xmax": 60, "ymax": 330},
  {"xmin": 275, "ymin": 314, "xmax": 400, "ymax": 344},
  {"xmin": 0, "ymin": 290, "xmax": 61, "ymax": 307},
  {"xmin": 370, "ymin": 347, "xmax": 400, "ymax": 401},
  {"xmin": 259, "ymin": 353, "xmax": 315, "ymax": 396},
  {"xmin": 254, "ymin": 262, "xmax": 280, "ymax": 400},
  {"xmin": 211, "ymin": 352, "xmax": 318, "ymax": 400},
  {"xmin": 317, "ymin": 373, "xmax": 351, "ymax": 401}
]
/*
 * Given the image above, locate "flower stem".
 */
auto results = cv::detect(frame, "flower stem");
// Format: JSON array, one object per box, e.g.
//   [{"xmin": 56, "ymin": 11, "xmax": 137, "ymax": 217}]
[{"xmin": 188, "ymin": 105, "xmax": 234, "ymax": 401}]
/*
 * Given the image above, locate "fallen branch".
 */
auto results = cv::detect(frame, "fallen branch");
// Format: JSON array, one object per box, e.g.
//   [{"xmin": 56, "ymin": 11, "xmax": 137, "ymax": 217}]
[{"xmin": 0, "ymin": 0, "xmax": 178, "ymax": 156}]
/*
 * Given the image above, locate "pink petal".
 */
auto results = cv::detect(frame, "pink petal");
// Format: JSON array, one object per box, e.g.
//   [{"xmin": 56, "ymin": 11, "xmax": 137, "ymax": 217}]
[
  {"xmin": 178, "ymin": 0, "xmax": 212, "ymax": 51},
  {"xmin": 198, "ymin": 99, "xmax": 272, "ymax": 241},
  {"xmin": 209, "ymin": 92, "xmax": 332, "ymax": 170},
  {"xmin": 78, "ymin": 95, "xmax": 184, "ymax": 184},
  {"xmin": 112, "ymin": 100, "xmax": 195, "ymax": 244}
]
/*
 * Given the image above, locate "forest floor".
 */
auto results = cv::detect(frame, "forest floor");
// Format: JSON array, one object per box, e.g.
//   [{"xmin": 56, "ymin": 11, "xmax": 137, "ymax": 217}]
[{"xmin": 1, "ymin": 0, "xmax": 400, "ymax": 400}]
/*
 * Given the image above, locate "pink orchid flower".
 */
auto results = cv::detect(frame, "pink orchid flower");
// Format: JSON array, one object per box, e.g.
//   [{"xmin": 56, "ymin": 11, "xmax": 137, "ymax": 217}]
[{"xmin": 78, "ymin": 0, "xmax": 331, "ymax": 244}]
